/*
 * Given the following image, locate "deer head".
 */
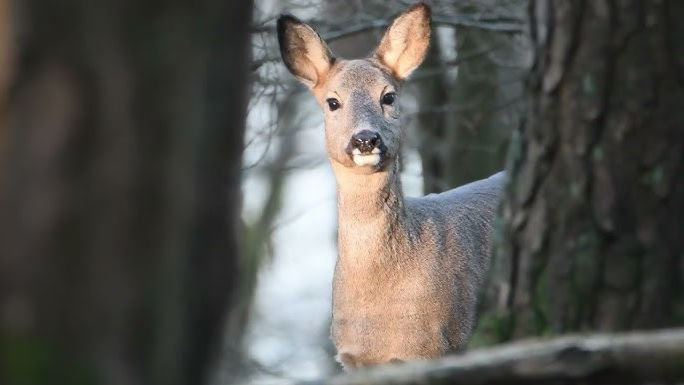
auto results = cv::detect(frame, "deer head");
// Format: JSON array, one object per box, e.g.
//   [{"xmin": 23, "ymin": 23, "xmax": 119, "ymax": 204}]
[{"xmin": 278, "ymin": 3, "xmax": 431, "ymax": 175}]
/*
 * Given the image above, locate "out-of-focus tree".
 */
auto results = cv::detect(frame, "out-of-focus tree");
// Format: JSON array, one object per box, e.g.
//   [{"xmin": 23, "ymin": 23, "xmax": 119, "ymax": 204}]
[
  {"xmin": 0, "ymin": 1, "xmax": 252, "ymax": 385},
  {"xmin": 0, "ymin": 0, "xmax": 13, "ymax": 174},
  {"xmin": 415, "ymin": 0, "xmax": 529, "ymax": 194},
  {"xmin": 479, "ymin": 0, "xmax": 684, "ymax": 343},
  {"xmin": 221, "ymin": 82, "xmax": 302, "ymax": 379}
]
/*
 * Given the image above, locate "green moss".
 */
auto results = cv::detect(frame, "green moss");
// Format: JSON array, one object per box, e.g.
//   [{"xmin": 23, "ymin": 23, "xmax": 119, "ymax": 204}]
[
  {"xmin": 650, "ymin": 165, "xmax": 664, "ymax": 187},
  {"xmin": 569, "ymin": 182, "xmax": 581, "ymax": 198},
  {"xmin": 574, "ymin": 232, "xmax": 599, "ymax": 288},
  {"xmin": 569, "ymin": 230, "xmax": 600, "ymax": 328},
  {"xmin": 467, "ymin": 324, "xmax": 496, "ymax": 348},
  {"xmin": 532, "ymin": 270, "xmax": 550, "ymax": 335},
  {"xmin": 582, "ymin": 73, "xmax": 596, "ymax": 95},
  {"xmin": 1, "ymin": 332, "xmax": 96, "ymax": 385},
  {"xmin": 492, "ymin": 215, "xmax": 507, "ymax": 247},
  {"xmin": 470, "ymin": 312, "xmax": 515, "ymax": 347},
  {"xmin": 640, "ymin": 164, "xmax": 664, "ymax": 189},
  {"xmin": 506, "ymin": 129, "xmax": 524, "ymax": 168}
]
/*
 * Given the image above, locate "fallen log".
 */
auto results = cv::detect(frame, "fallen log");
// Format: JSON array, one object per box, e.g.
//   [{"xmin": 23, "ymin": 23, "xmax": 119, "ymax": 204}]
[{"xmin": 305, "ymin": 328, "xmax": 684, "ymax": 385}]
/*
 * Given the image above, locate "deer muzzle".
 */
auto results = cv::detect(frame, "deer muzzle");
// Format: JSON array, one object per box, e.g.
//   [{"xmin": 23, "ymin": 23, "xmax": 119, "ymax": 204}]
[{"xmin": 348, "ymin": 130, "xmax": 386, "ymax": 167}]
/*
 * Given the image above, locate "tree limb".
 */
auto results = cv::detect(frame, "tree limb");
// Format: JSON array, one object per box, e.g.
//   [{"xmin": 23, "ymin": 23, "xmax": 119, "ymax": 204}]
[
  {"xmin": 305, "ymin": 329, "xmax": 684, "ymax": 385},
  {"xmin": 318, "ymin": 15, "xmax": 523, "ymax": 41},
  {"xmin": 252, "ymin": 14, "xmax": 524, "ymax": 37}
]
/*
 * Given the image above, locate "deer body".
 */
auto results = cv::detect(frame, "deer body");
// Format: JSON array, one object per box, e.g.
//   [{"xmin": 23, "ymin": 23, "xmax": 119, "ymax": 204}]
[
  {"xmin": 331, "ymin": 162, "xmax": 503, "ymax": 367},
  {"xmin": 278, "ymin": 3, "xmax": 505, "ymax": 370}
]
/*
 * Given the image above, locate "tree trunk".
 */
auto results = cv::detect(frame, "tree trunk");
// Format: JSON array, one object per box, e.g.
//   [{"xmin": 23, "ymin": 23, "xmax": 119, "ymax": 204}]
[
  {"xmin": 0, "ymin": 0, "xmax": 12, "ymax": 175},
  {"xmin": 0, "ymin": 0, "xmax": 252, "ymax": 384},
  {"xmin": 479, "ymin": 0, "xmax": 684, "ymax": 343}
]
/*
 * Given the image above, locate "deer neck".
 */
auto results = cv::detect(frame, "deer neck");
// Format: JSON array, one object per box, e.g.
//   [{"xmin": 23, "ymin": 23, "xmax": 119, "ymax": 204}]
[{"xmin": 331, "ymin": 159, "xmax": 406, "ymax": 265}]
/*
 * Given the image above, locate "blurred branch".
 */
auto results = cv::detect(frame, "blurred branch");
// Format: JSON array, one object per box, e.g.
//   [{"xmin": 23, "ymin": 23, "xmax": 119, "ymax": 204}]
[
  {"xmin": 250, "ymin": 14, "xmax": 524, "ymax": 72},
  {"xmin": 411, "ymin": 43, "xmax": 507, "ymax": 81},
  {"xmin": 309, "ymin": 328, "xmax": 684, "ymax": 385},
  {"xmin": 226, "ymin": 85, "xmax": 301, "ymax": 361},
  {"xmin": 252, "ymin": 14, "xmax": 524, "ymax": 37},
  {"xmin": 326, "ymin": 15, "xmax": 524, "ymax": 40},
  {"xmin": 406, "ymin": 92, "xmax": 524, "ymax": 119},
  {"xmin": 251, "ymin": 39, "xmax": 514, "ymax": 73}
]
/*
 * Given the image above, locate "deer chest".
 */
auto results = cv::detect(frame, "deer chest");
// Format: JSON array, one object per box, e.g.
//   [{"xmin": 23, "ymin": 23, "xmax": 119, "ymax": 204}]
[{"xmin": 330, "ymin": 265, "xmax": 451, "ymax": 368}]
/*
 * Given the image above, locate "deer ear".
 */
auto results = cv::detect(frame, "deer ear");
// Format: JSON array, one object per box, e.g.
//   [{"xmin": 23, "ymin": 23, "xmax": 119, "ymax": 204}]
[
  {"xmin": 374, "ymin": 3, "xmax": 431, "ymax": 80},
  {"xmin": 278, "ymin": 15, "xmax": 335, "ymax": 88}
]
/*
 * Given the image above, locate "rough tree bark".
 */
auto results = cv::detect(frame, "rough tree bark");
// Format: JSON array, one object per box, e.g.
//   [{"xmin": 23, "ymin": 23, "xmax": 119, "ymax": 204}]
[
  {"xmin": 479, "ymin": 0, "xmax": 684, "ymax": 342},
  {"xmin": 0, "ymin": 1, "xmax": 252, "ymax": 384}
]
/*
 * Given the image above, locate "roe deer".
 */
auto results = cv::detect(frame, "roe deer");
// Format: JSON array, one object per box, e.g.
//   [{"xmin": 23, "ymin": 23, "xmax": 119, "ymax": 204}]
[{"xmin": 277, "ymin": 3, "xmax": 505, "ymax": 370}]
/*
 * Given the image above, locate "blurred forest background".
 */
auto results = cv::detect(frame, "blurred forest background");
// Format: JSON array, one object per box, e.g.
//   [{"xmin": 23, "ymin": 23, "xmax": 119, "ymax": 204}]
[{"xmin": 0, "ymin": 0, "xmax": 682, "ymax": 385}]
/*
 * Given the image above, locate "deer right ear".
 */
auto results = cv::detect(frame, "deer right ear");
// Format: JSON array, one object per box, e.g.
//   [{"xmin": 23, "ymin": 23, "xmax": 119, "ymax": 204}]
[
  {"xmin": 374, "ymin": 3, "xmax": 431, "ymax": 80},
  {"xmin": 277, "ymin": 15, "xmax": 335, "ymax": 88}
]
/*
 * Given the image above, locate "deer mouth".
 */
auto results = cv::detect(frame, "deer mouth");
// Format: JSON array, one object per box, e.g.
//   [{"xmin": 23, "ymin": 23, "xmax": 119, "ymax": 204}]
[{"xmin": 351, "ymin": 147, "xmax": 385, "ymax": 167}]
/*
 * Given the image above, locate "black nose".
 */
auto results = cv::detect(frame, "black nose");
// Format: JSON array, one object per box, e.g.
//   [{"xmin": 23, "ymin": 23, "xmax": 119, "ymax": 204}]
[{"xmin": 351, "ymin": 130, "xmax": 382, "ymax": 154}]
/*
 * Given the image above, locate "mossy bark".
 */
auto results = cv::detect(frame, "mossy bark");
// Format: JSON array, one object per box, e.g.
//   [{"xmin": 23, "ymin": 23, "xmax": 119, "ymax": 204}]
[{"xmin": 479, "ymin": 0, "xmax": 684, "ymax": 342}]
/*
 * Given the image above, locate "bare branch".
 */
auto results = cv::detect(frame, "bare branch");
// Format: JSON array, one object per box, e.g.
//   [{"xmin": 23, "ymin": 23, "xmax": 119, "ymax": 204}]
[
  {"xmin": 252, "ymin": 14, "xmax": 524, "ymax": 37},
  {"xmin": 316, "ymin": 15, "xmax": 523, "ymax": 41}
]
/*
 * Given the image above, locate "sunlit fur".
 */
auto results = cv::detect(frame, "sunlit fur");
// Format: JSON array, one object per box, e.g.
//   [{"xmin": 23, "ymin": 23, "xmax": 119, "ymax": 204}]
[{"xmin": 278, "ymin": 3, "xmax": 505, "ymax": 370}]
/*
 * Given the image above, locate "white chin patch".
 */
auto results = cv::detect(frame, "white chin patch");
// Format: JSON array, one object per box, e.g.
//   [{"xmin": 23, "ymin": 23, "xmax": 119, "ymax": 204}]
[{"xmin": 352, "ymin": 154, "xmax": 381, "ymax": 166}]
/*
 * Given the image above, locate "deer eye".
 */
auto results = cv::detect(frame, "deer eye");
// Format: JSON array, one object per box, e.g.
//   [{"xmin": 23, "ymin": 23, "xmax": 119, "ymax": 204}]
[
  {"xmin": 326, "ymin": 98, "xmax": 341, "ymax": 111},
  {"xmin": 381, "ymin": 92, "xmax": 397, "ymax": 106}
]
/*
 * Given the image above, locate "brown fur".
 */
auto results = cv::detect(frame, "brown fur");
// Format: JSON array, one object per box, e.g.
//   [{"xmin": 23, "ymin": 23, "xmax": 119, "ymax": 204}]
[{"xmin": 277, "ymin": 3, "xmax": 505, "ymax": 370}]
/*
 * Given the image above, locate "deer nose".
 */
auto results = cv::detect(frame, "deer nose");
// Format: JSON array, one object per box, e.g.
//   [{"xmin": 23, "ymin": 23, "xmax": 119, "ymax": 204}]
[{"xmin": 350, "ymin": 130, "xmax": 382, "ymax": 154}]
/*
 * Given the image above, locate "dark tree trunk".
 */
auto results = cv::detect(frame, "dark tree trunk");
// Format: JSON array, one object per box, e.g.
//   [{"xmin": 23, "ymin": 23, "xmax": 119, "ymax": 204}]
[
  {"xmin": 0, "ymin": 0, "xmax": 11, "ymax": 168},
  {"xmin": 0, "ymin": 1, "xmax": 252, "ymax": 384},
  {"xmin": 479, "ymin": 0, "xmax": 684, "ymax": 342}
]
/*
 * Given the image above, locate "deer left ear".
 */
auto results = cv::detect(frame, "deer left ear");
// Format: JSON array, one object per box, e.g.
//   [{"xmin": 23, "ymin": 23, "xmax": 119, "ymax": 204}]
[
  {"xmin": 278, "ymin": 14, "xmax": 335, "ymax": 88},
  {"xmin": 374, "ymin": 3, "xmax": 431, "ymax": 81}
]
